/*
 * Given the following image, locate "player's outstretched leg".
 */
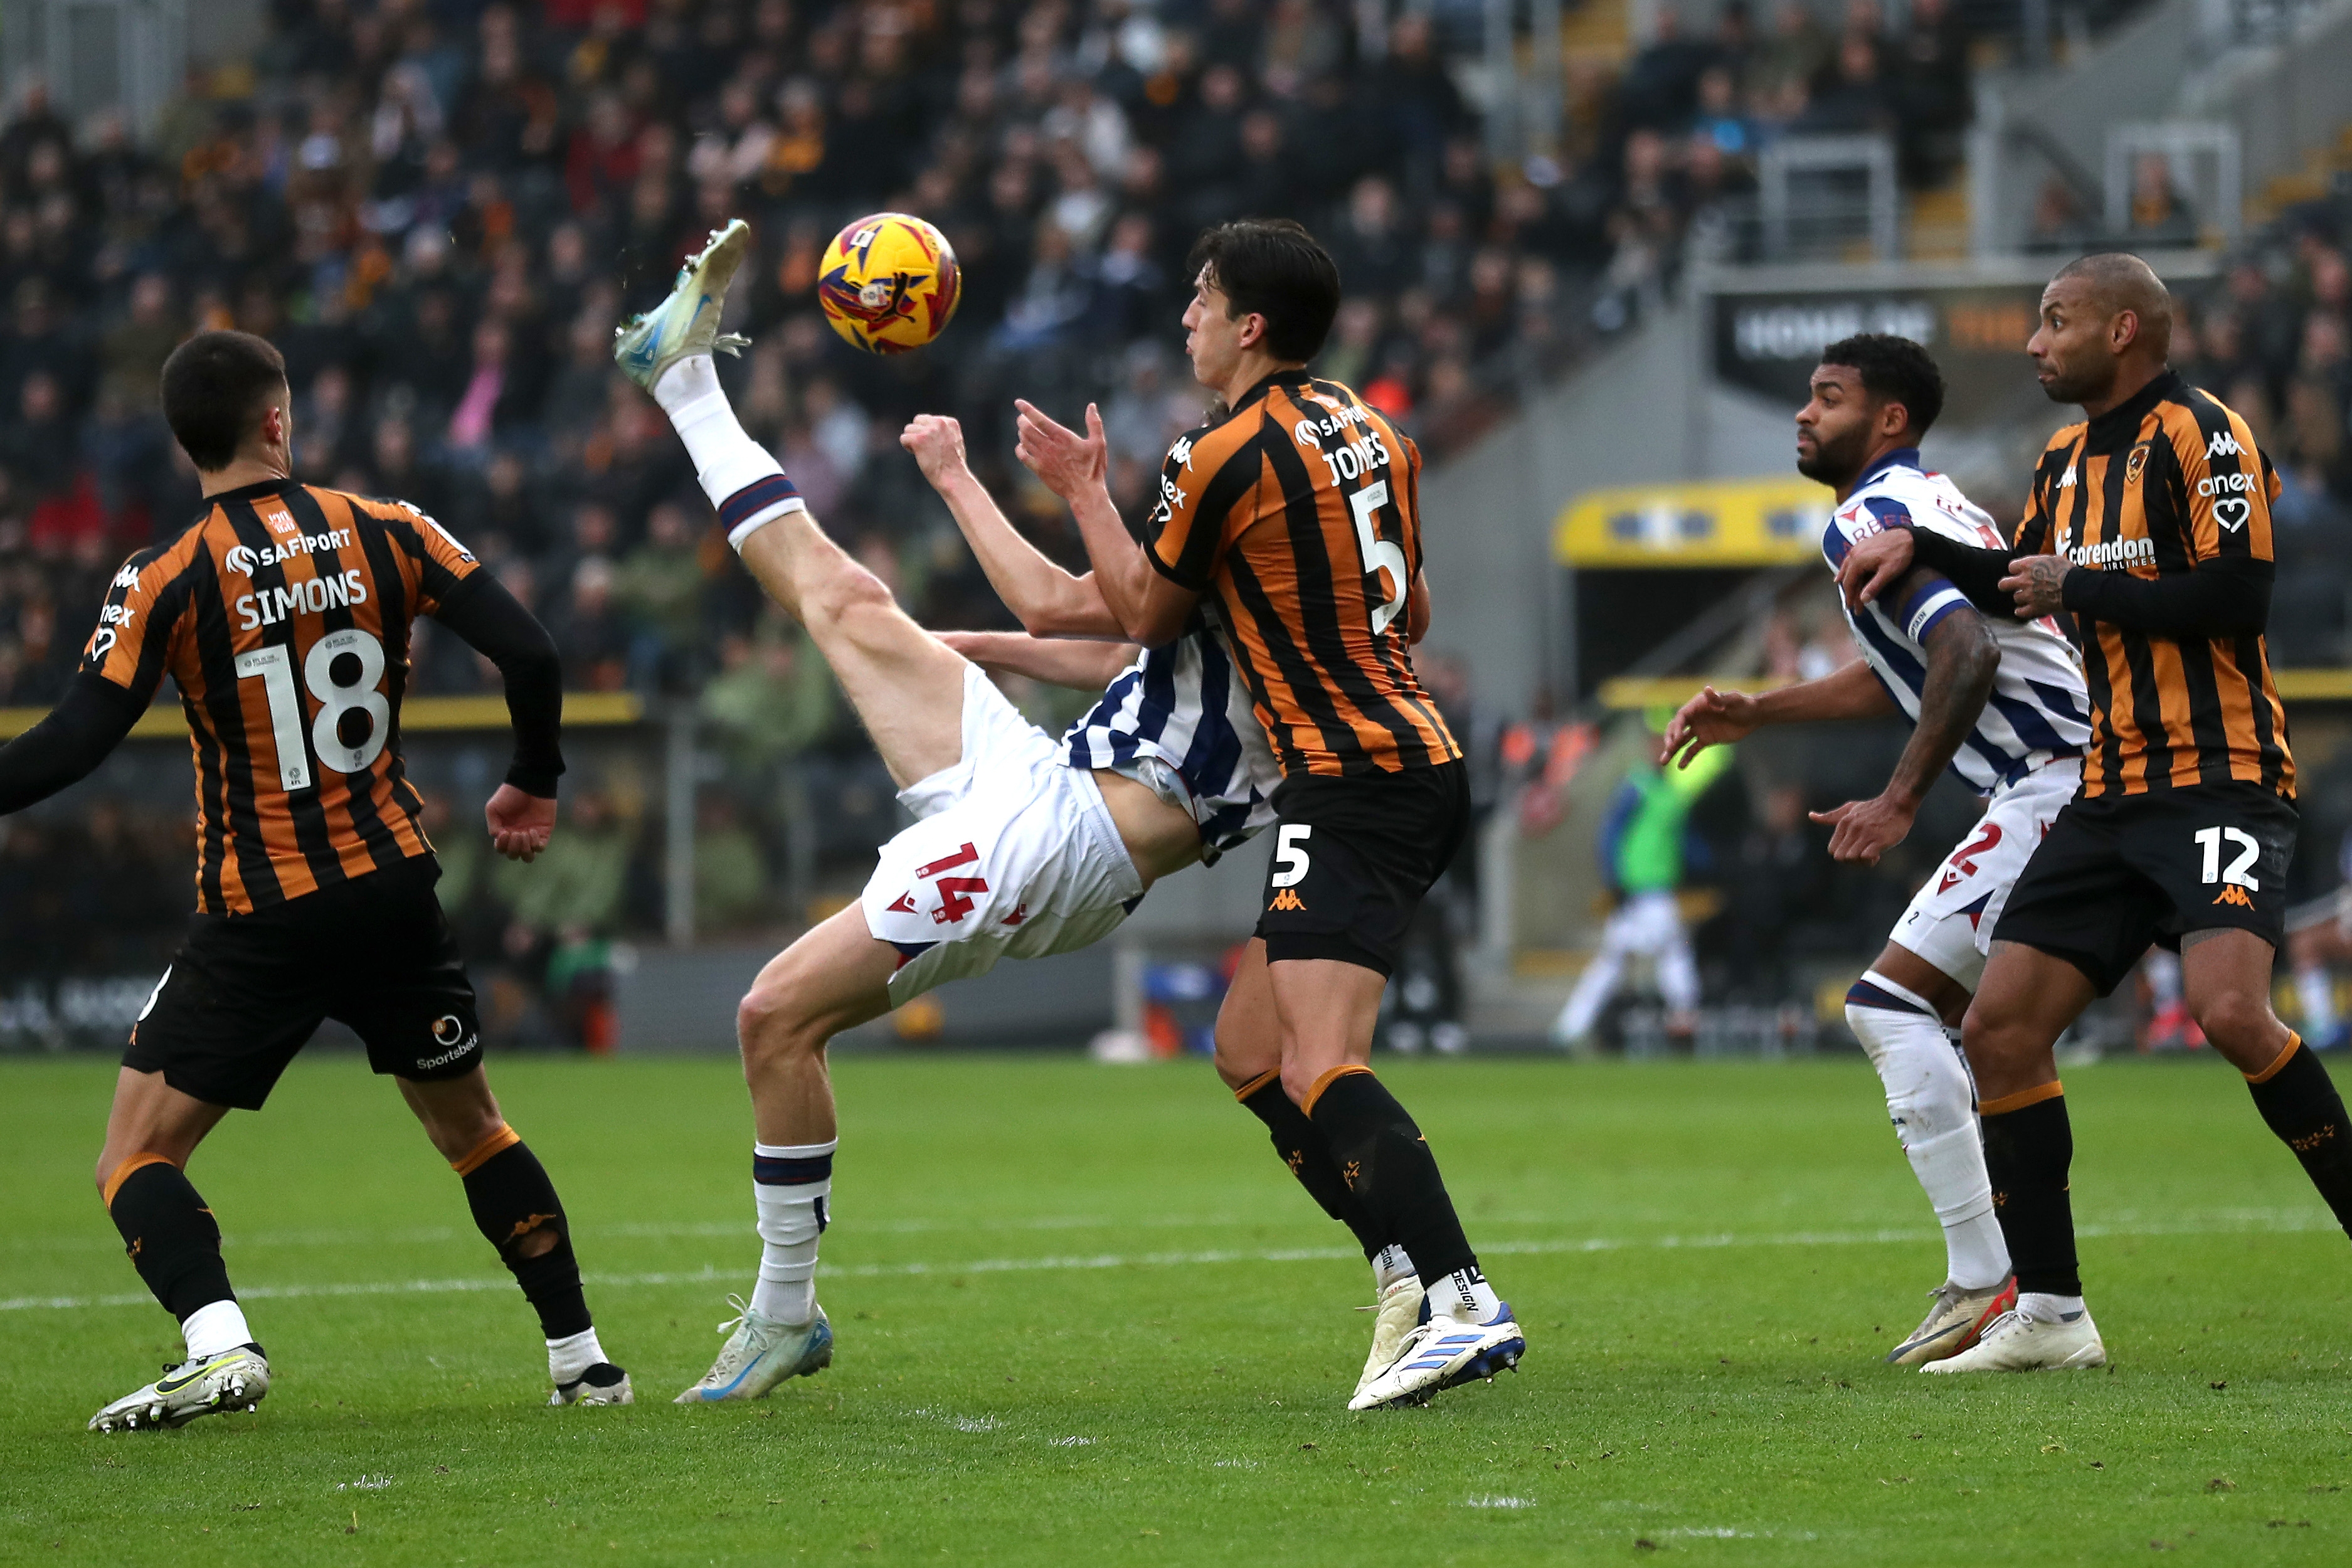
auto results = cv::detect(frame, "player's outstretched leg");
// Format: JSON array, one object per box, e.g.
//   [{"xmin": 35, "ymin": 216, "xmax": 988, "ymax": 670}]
[
  {"xmin": 403, "ymin": 1069, "xmax": 633, "ymax": 1405},
  {"xmin": 1843, "ymin": 950, "xmax": 2015, "ymax": 1365},
  {"xmin": 88, "ymin": 1071, "xmax": 270, "ymax": 1431},
  {"xmin": 1214, "ymin": 943, "xmax": 1421, "ymax": 1401},
  {"xmin": 679, "ymin": 906, "xmax": 899, "ymax": 1401},
  {"xmin": 1931, "ymin": 944, "xmax": 2106, "ymax": 1374}
]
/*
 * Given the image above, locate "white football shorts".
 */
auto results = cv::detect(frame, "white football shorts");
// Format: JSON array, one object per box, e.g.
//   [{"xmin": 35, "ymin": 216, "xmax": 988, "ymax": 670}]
[
  {"xmin": 1890, "ymin": 756, "xmax": 2082, "ymax": 990},
  {"xmin": 861, "ymin": 663, "xmax": 1144, "ymax": 1004}
]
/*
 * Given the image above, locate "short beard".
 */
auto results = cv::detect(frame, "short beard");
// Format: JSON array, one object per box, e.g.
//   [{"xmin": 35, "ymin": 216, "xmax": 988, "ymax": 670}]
[
  {"xmin": 2041, "ymin": 359, "xmax": 2115, "ymax": 407},
  {"xmin": 1796, "ymin": 426, "xmax": 1870, "ymax": 489}
]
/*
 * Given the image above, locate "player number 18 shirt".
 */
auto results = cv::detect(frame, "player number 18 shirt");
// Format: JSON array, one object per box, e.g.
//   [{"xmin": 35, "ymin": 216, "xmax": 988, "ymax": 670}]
[{"xmin": 78, "ymin": 479, "xmax": 480, "ymax": 914}]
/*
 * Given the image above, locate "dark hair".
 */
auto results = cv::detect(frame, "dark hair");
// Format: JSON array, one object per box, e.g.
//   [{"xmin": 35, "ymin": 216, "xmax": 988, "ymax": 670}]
[
  {"xmin": 1816, "ymin": 333, "xmax": 1944, "ymax": 438},
  {"xmin": 1186, "ymin": 219, "xmax": 1342, "ymax": 363},
  {"xmin": 161, "ymin": 330, "xmax": 288, "ymax": 471}
]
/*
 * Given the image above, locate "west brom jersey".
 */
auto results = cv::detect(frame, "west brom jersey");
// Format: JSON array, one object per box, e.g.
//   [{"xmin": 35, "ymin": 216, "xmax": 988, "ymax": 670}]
[
  {"xmin": 1820, "ymin": 449, "xmax": 2093, "ymax": 793},
  {"xmin": 1059, "ymin": 625, "xmax": 1280, "ymax": 861}
]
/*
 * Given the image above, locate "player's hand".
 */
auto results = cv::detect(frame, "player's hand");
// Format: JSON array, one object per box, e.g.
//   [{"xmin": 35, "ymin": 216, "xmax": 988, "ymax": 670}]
[
  {"xmin": 900, "ymin": 414, "xmax": 968, "ymax": 487},
  {"xmin": 1013, "ymin": 399, "xmax": 1108, "ymax": 498},
  {"xmin": 1998, "ymin": 553, "xmax": 2071, "ymax": 618},
  {"xmin": 1661, "ymin": 686, "xmax": 1758, "ymax": 769},
  {"xmin": 486, "ymin": 785, "xmax": 556, "ymax": 863},
  {"xmin": 1836, "ymin": 529, "xmax": 1916, "ymax": 610},
  {"xmin": 1808, "ymin": 793, "xmax": 1916, "ymax": 866}
]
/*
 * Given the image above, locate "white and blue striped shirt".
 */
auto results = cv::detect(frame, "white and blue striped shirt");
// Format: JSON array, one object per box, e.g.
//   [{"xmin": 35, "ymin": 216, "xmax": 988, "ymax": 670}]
[
  {"xmin": 1059, "ymin": 627, "xmax": 1280, "ymax": 861},
  {"xmin": 1821, "ymin": 449, "xmax": 2093, "ymax": 794}
]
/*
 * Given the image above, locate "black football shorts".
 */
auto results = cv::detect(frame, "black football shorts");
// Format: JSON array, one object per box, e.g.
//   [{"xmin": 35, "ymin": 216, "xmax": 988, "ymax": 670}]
[
  {"xmin": 125, "ymin": 857, "xmax": 483, "ymax": 1110},
  {"xmin": 1256, "ymin": 760, "xmax": 1470, "ymax": 977},
  {"xmin": 1991, "ymin": 781, "xmax": 2297, "ymax": 996}
]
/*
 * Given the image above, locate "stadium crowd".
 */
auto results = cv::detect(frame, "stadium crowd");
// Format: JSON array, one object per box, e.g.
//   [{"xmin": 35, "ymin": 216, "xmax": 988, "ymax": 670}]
[{"xmin": 1, "ymin": 0, "xmax": 2346, "ymax": 1042}]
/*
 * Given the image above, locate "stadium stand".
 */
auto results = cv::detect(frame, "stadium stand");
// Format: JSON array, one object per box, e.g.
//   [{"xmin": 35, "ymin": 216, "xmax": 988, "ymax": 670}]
[{"xmin": 1, "ymin": 0, "xmax": 2346, "ymax": 1052}]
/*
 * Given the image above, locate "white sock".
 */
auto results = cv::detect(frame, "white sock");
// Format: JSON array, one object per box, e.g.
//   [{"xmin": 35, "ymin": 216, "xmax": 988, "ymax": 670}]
[
  {"xmin": 1371, "ymin": 1244, "xmax": 1416, "ymax": 1293},
  {"xmin": 546, "ymin": 1327, "xmax": 607, "ymax": 1385},
  {"xmin": 1426, "ymin": 1265, "xmax": 1502, "ymax": 1323},
  {"xmin": 181, "ymin": 1299, "xmax": 253, "ymax": 1361},
  {"xmin": 2299, "ymin": 965, "xmax": 2336, "ymax": 1036},
  {"xmin": 650, "ymin": 354, "xmax": 803, "ymax": 549},
  {"xmin": 751, "ymin": 1140, "xmax": 834, "ymax": 1325},
  {"xmin": 1847, "ymin": 974, "xmax": 2011, "ymax": 1290},
  {"xmin": 2018, "ymin": 1290, "xmax": 2085, "ymax": 1321}
]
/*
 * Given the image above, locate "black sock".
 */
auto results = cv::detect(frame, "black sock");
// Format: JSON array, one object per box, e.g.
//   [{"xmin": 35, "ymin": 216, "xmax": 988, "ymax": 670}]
[
  {"xmin": 2244, "ymin": 1035, "xmax": 2352, "ymax": 1239},
  {"xmin": 107, "ymin": 1158, "xmax": 238, "ymax": 1323},
  {"xmin": 1304, "ymin": 1067, "xmax": 1476, "ymax": 1286},
  {"xmin": 1237, "ymin": 1072, "xmax": 1385, "ymax": 1260},
  {"xmin": 1979, "ymin": 1089, "xmax": 2080, "ymax": 1296},
  {"xmin": 457, "ymin": 1133, "xmax": 591, "ymax": 1340}
]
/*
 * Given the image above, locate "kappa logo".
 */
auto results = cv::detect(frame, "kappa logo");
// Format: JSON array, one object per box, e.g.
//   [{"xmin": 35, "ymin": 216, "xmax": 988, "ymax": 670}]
[
  {"xmin": 1168, "ymin": 435, "xmax": 1194, "ymax": 470},
  {"xmin": 2057, "ymin": 467, "xmax": 2077, "ymax": 488},
  {"xmin": 2207, "ymin": 429, "xmax": 2243, "ymax": 460},
  {"xmin": 112, "ymin": 562, "xmax": 143, "ymax": 590},
  {"xmin": 1268, "ymin": 887, "xmax": 1307, "ymax": 912},
  {"xmin": 2212, "ymin": 883, "xmax": 2256, "ymax": 909},
  {"xmin": 2213, "ymin": 497, "xmax": 2252, "ymax": 532}
]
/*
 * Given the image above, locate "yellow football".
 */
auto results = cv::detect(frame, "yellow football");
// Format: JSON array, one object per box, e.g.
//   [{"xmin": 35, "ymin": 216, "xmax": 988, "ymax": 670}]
[{"xmin": 817, "ymin": 213, "xmax": 961, "ymax": 354}]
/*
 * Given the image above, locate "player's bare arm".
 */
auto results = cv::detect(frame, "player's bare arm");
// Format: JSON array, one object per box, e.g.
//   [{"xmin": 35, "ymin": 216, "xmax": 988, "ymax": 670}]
[
  {"xmin": 1012, "ymin": 398, "xmax": 1198, "ymax": 646},
  {"xmin": 1811, "ymin": 593, "xmax": 1998, "ymax": 866},
  {"xmin": 902, "ymin": 413, "xmax": 1128, "ymax": 640},
  {"xmin": 936, "ymin": 630, "xmax": 1141, "ymax": 691},
  {"xmin": 1661, "ymin": 659, "xmax": 1893, "ymax": 770}
]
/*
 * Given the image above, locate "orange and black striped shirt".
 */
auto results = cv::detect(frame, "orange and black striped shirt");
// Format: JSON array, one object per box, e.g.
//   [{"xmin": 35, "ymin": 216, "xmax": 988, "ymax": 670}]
[
  {"xmin": 2013, "ymin": 370, "xmax": 2292, "ymax": 799},
  {"xmin": 1136, "ymin": 371, "xmax": 1459, "ymax": 778},
  {"xmin": 79, "ymin": 480, "xmax": 482, "ymax": 914}
]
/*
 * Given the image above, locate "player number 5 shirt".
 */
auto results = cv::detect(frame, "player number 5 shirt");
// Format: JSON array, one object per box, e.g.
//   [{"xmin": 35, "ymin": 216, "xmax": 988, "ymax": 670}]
[{"xmin": 1135, "ymin": 370, "xmax": 1458, "ymax": 778}]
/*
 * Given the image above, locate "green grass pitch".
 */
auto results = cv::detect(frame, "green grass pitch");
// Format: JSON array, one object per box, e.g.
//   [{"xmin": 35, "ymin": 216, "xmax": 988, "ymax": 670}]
[{"xmin": 4, "ymin": 1052, "xmax": 2351, "ymax": 1565}]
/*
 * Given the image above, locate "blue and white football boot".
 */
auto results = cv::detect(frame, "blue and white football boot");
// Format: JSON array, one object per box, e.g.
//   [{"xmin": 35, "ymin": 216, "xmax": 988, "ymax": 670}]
[
  {"xmin": 674, "ymin": 1295, "xmax": 834, "ymax": 1403},
  {"xmin": 612, "ymin": 218, "xmax": 753, "ymax": 392},
  {"xmin": 1347, "ymin": 1303, "xmax": 1525, "ymax": 1411}
]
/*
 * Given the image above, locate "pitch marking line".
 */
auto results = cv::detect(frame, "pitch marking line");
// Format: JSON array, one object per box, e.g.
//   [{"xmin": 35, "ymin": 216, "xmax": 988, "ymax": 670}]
[{"xmin": 2, "ymin": 1209, "xmax": 2335, "ymax": 1314}]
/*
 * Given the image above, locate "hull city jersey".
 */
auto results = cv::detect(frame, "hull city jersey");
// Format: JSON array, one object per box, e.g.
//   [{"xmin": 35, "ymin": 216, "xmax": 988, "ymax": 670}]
[
  {"xmin": 80, "ymin": 480, "xmax": 480, "ymax": 914},
  {"xmin": 1136, "ymin": 370, "xmax": 1459, "ymax": 779},
  {"xmin": 1821, "ymin": 449, "xmax": 2093, "ymax": 792},
  {"xmin": 2014, "ymin": 370, "xmax": 2292, "ymax": 799},
  {"xmin": 1057, "ymin": 625, "xmax": 1281, "ymax": 861}
]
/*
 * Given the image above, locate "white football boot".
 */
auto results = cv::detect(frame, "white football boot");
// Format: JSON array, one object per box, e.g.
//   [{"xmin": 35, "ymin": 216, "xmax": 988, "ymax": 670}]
[
  {"xmin": 1348, "ymin": 1303, "xmax": 1525, "ymax": 1411},
  {"xmin": 1350, "ymin": 1278, "xmax": 1427, "ymax": 1406},
  {"xmin": 88, "ymin": 1345, "xmax": 270, "ymax": 1431},
  {"xmin": 612, "ymin": 219, "xmax": 753, "ymax": 391},
  {"xmin": 674, "ymin": 1296, "xmax": 834, "ymax": 1403},
  {"xmin": 1885, "ymin": 1275, "xmax": 2016, "ymax": 1366},
  {"xmin": 550, "ymin": 1362, "xmax": 635, "ymax": 1406},
  {"xmin": 1922, "ymin": 1301, "xmax": 2107, "ymax": 1373}
]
